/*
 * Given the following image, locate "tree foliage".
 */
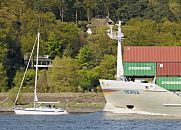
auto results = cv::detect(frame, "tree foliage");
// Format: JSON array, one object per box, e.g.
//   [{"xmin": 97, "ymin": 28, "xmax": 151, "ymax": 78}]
[
  {"xmin": 86, "ymin": 26, "xmax": 117, "ymax": 65},
  {"xmin": 0, "ymin": 0, "xmax": 180, "ymax": 92},
  {"xmin": 46, "ymin": 32, "xmax": 62, "ymax": 58},
  {"xmin": 47, "ymin": 56, "xmax": 80, "ymax": 92},
  {"xmin": 96, "ymin": 55, "xmax": 116, "ymax": 79},
  {"xmin": 76, "ymin": 45, "xmax": 92, "ymax": 67},
  {"xmin": 13, "ymin": 69, "xmax": 35, "ymax": 93},
  {"xmin": 123, "ymin": 18, "xmax": 181, "ymax": 45}
]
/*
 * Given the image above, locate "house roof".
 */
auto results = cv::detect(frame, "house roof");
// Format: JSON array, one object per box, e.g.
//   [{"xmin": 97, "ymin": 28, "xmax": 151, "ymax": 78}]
[{"xmin": 86, "ymin": 18, "xmax": 114, "ymax": 28}]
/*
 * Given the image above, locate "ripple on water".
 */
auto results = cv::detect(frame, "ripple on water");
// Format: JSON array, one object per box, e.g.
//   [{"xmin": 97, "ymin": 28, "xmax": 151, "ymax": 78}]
[{"xmin": 0, "ymin": 112, "xmax": 181, "ymax": 130}]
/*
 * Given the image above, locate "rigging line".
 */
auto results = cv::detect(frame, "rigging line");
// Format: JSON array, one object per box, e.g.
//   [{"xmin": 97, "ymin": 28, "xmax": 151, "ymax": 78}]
[
  {"xmin": 14, "ymin": 35, "xmax": 38, "ymax": 107},
  {"xmin": 66, "ymin": 95, "xmax": 79, "ymax": 112},
  {"xmin": 0, "ymin": 97, "xmax": 8, "ymax": 104}
]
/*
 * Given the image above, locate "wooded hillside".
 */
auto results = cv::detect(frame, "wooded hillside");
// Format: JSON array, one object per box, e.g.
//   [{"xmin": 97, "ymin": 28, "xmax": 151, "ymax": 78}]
[{"xmin": 0, "ymin": 0, "xmax": 181, "ymax": 92}]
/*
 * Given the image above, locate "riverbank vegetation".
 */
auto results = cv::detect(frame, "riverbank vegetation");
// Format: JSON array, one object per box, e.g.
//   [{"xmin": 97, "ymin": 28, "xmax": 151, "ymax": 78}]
[
  {"xmin": 0, "ymin": 92, "xmax": 105, "ymax": 112},
  {"xmin": 0, "ymin": 0, "xmax": 181, "ymax": 93}
]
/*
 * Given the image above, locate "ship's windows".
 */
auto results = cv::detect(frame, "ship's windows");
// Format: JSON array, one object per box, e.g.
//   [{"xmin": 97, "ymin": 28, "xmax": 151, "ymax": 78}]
[
  {"xmin": 127, "ymin": 105, "xmax": 134, "ymax": 109},
  {"xmin": 141, "ymin": 80, "xmax": 148, "ymax": 83}
]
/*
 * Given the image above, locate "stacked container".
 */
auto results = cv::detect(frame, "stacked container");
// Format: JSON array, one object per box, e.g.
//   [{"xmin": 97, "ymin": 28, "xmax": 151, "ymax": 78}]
[
  {"xmin": 123, "ymin": 62, "xmax": 156, "ymax": 76},
  {"xmin": 123, "ymin": 46, "xmax": 181, "ymax": 90}
]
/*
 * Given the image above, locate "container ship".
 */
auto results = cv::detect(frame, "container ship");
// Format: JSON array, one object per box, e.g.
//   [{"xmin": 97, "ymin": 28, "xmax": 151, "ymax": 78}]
[{"xmin": 99, "ymin": 21, "xmax": 181, "ymax": 117}]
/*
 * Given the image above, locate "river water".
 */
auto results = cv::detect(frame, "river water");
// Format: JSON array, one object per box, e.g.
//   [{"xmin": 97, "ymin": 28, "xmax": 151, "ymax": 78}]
[{"xmin": 0, "ymin": 112, "xmax": 181, "ymax": 130}]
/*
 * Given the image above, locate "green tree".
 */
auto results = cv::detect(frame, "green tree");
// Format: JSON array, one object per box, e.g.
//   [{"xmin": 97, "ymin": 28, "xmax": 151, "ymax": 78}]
[
  {"xmin": 86, "ymin": 26, "xmax": 116, "ymax": 65},
  {"xmin": 0, "ymin": 63, "xmax": 8, "ymax": 92},
  {"xmin": 37, "ymin": 70, "xmax": 49, "ymax": 92},
  {"xmin": 13, "ymin": 69, "xmax": 35, "ymax": 93},
  {"xmin": 123, "ymin": 19, "xmax": 158, "ymax": 45},
  {"xmin": 4, "ymin": 0, "xmax": 26, "ymax": 22},
  {"xmin": 168, "ymin": 0, "xmax": 181, "ymax": 19},
  {"xmin": 74, "ymin": 0, "xmax": 84, "ymax": 23},
  {"xmin": 33, "ymin": 0, "xmax": 51, "ymax": 13},
  {"xmin": 0, "ymin": 45, "xmax": 7, "ymax": 63},
  {"xmin": 96, "ymin": 0, "xmax": 113, "ymax": 18},
  {"xmin": 0, "ymin": 7, "xmax": 22, "ymax": 89},
  {"xmin": 47, "ymin": 56, "xmax": 80, "ymax": 92},
  {"xmin": 46, "ymin": 32, "xmax": 62, "ymax": 59},
  {"xmin": 123, "ymin": 18, "xmax": 181, "ymax": 45},
  {"xmin": 78, "ymin": 55, "xmax": 116, "ymax": 91},
  {"xmin": 13, "ymin": 70, "xmax": 24, "ymax": 89},
  {"xmin": 54, "ymin": 22, "xmax": 81, "ymax": 57},
  {"xmin": 96, "ymin": 54, "xmax": 116, "ymax": 79},
  {"xmin": 20, "ymin": 9, "xmax": 56, "ymax": 54},
  {"xmin": 78, "ymin": 69, "xmax": 99, "ymax": 91},
  {"xmin": 83, "ymin": 0, "xmax": 97, "ymax": 21},
  {"xmin": 76, "ymin": 45, "xmax": 92, "ymax": 67},
  {"xmin": 50, "ymin": 0, "xmax": 66, "ymax": 21}
]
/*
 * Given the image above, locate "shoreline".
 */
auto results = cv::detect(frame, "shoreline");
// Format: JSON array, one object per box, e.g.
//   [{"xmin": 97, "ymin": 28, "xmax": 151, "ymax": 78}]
[{"xmin": 0, "ymin": 92, "xmax": 106, "ymax": 113}]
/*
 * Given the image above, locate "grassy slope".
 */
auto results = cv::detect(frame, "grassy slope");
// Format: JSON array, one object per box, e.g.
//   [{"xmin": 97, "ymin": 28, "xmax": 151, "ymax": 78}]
[{"xmin": 0, "ymin": 92, "xmax": 106, "ymax": 112}]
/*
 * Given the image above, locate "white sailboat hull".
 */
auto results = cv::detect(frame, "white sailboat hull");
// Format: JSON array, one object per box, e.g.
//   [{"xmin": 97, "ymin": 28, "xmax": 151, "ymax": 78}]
[
  {"xmin": 14, "ymin": 107, "xmax": 68, "ymax": 115},
  {"xmin": 100, "ymin": 79, "xmax": 181, "ymax": 117}
]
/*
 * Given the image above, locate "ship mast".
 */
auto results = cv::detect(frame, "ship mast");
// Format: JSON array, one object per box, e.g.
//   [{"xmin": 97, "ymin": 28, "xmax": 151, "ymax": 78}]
[
  {"xmin": 34, "ymin": 32, "xmax": 40, "ymax": 108},
  {"xmin": 108, "ymin": 21, "xmax": 124, "ymax": 80}
]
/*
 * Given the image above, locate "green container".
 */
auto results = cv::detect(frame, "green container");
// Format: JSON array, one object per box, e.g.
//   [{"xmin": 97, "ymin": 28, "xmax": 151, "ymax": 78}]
[
  {"xmin": 123, "ymin": 62, "xmax": 156, "ymax": 76},
  {"xmin": 156, "ymin": 77, "xmax": 181, "ymax": 90}
]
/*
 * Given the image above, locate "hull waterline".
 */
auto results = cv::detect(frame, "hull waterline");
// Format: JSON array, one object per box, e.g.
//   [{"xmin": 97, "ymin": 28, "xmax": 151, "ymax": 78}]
[{"xmin": 14, "ymin": 108, "xmax": 68, "ymax": 115}]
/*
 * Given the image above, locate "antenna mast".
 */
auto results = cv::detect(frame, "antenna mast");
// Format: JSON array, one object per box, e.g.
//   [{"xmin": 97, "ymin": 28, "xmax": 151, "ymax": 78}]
[{"xmin": 107, "ymin": 21, "xmax": 124, "ymax": 80}]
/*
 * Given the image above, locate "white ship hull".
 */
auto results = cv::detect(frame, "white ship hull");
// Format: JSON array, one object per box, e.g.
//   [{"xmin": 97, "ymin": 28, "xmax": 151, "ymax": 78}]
[
  {"xmin": 14, "ymin": 107, "xmax": 68, "ymax": 115},
  {"xmin": 100, "ymin": 79, "xmax": 181, "ymax": 117}
]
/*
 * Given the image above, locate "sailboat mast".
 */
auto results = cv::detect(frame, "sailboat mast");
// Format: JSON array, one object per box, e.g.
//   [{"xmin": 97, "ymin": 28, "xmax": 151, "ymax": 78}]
[
  {"xmin": 34, "ymin": 32, "xmax": 40, "ymax": 108},
  {"xmin": 116, "ymin": 21, "xmax": 124, "ymax": 80}
]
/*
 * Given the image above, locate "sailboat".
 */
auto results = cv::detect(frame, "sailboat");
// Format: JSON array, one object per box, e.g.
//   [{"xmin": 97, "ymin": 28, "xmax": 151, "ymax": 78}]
[
  {"xmin": 13, "ymin": 32, "xmax": 68, "ymax": 115},
  {"xmin": 99, "ymin": 21, "xmax": 181, "ymax": 117}
]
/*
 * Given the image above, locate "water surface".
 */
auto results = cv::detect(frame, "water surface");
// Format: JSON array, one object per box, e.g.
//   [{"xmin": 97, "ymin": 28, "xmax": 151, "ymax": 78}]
[{"xmin": 0, "ymin": 112, "xmax": 181, "ymax": 130}]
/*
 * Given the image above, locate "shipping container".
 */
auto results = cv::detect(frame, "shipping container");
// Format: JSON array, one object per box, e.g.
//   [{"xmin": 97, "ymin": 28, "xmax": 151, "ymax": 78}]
[
  {"xmin": 157, "ymin": 63, "xmax": 181, "ymax": 76},
  {"xmin": 124, "ymin": 46, "xmax": 181, "ymax": 62},
  {"xmin": 156, "ymin": 77, "xmax": 181, "ymax": 90},
  {"xmin": 124, "ymin": 62, "xmax": 156, "ymax": 76}
]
